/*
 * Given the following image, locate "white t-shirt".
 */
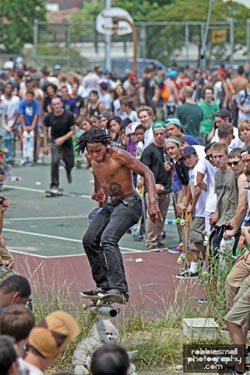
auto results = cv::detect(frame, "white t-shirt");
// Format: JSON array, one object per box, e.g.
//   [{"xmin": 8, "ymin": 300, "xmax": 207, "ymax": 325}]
[
  {"xmin": 198, "ymin": 158, "xmax": 217, "ymax": 213},
  {"xmin": 0, "ymin": 100, "xmax": 7, "ymax": 135},
  {"xmin": 19, "ymin": 358, "xmax": 44, "ymax": 375},
  {"xmin": 211, "ymin": 127, "xmax": 244, "ymax": 150},
  {"xmin": 1, "ymin": 94, "xmax": 20, "ymax": 127},
  {"xmin": 144, "ymin": 127, "xmax": 154, "ymax": 146},
  {"xmin": 99, "ymin": 92, "xmax": 112, "ymax": 111},
  {"xmin": 189, "ymin": 159, "xmax": 208, "ymax": 217}
]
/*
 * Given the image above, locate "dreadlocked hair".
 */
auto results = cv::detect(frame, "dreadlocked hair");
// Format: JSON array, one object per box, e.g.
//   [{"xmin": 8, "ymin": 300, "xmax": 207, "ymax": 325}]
[{"xmin": 76, "ymin": 126, "xmax": 111, "ymax": 153}]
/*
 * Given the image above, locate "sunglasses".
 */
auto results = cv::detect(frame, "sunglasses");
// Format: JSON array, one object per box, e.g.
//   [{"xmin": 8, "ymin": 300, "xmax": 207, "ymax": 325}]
[{"xmin": 227, "ymin": 161, "xmax": 240, "ymax": 166}]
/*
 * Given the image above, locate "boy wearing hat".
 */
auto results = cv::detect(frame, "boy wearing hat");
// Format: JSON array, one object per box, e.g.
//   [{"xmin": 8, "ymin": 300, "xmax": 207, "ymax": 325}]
[
  {"xmin": 141, "ymin": 120, "xmax": 172, "ymax": 250},
  {"xmin": 177, "ymin": 146, "xmax": 208, "ymax": 278},
  {"xmin": 165, "ymin": 118, "xmax": 199, "ymax": 146},
  {"xmin": 22, "ymin": 310, "xmax": 79, "ymax": 375}
]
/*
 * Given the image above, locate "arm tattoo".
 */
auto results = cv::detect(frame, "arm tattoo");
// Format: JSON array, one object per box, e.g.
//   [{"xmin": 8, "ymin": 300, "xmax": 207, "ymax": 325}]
[{"xmin": 109, "ymin": 182, "xmax": 122, "ymax": 196}]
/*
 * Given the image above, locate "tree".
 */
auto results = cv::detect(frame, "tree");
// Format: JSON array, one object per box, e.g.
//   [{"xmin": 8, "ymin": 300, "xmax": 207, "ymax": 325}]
[
  {"xmin": 147, "ymin": 0, "xmax": 250, "ymax": 64},
  {"xmin": 0, "ymin": 0, "xmax": 46, "ymax": 53}
]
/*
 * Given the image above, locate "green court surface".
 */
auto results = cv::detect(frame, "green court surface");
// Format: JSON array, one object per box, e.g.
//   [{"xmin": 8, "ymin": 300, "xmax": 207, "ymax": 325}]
[{"xmin": 2, "ymin": 158, "xmax": 180, "ymax": 257}]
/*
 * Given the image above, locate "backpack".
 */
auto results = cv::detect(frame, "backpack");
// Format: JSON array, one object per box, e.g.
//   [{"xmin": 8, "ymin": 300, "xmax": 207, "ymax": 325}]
[
  {"xmin": 240, "ymin": 89, "xmax": 250, "ymax": 105},
  {"xmin": 161, "ymin": 82, "xmax": 170, "ymax": 102}
]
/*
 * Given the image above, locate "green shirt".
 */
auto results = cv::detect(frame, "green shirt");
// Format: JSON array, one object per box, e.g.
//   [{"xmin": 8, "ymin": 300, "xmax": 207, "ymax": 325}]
[{"xmin": 199, "ymin": 101, "xmax": 219, "ymax": 135}]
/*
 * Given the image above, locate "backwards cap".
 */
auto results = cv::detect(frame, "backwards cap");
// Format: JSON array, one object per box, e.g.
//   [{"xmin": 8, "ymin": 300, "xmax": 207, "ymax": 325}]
[
  {"xmin": 28, "ymin": 311, "xmax": 79, "ymax": 358},
  {"xmin": 152, "ymin": 120, "xmax": 166, "ymax": 132},
  {"xmin": 165, "ymin": 118, "xmax": 182, "ymax": 127}
]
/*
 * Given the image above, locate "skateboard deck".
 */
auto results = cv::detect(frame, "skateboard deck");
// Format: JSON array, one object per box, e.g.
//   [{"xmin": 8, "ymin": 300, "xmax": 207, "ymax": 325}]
[
  {"xmin": 23, "ymin": 130, "xmax": 34, "ymax": 163},
  {"xmin": 3, "ymin": 137, "xmax": 15, "ymax": 164},
  {"xmin": 45, "ymin": 189, "xmax": 63, "ymax": 197},
  {"xmin": 81, "ymin": 292, "xmax": 127, "ymax": 305},
  {"xmin": 177, "ymin": 211, "xmax": 192, "ymax": 265}
]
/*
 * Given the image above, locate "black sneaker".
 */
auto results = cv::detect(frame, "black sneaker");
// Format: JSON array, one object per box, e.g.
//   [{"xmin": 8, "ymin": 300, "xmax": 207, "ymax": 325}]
[
  {"xmin": 80, "ymin": 287, "xmax": 105, "ymax": 297},
  {"xmin": 102, "ymin": 289, "xmax": 129, "ymax": 303},
  {"xmin": 176, "ymin": 270, "xmax": 199, "ymax": 279},
  {"xmin": 66, "ymin": 170, "xmax": 72, "ymax": 184},
  {"xmin": 157, "ymin": 241, "xmax": 165, "ymax": 248}
]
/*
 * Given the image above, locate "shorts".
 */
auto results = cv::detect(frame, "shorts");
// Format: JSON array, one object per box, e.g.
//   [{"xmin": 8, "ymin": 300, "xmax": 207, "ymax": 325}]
[
  {"xmin": 189, "ymin": 216, "xmax": 205, "ymax": 252},
  {"xmin": 0, "ymin": 246, "xmax": 14, "ymax": 268},
  {"xmin": 225, "ymin": 275, "xmax": 250, "ymax": 326}
]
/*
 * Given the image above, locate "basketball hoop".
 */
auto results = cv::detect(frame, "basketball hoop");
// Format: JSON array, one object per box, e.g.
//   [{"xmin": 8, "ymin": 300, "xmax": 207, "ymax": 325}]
[{"xmin": 96, "ymin": 7, "xmax": 133, "ymax": 36}]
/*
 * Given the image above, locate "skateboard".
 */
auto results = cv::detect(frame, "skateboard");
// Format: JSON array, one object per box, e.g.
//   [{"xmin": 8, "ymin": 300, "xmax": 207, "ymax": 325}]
[
  {"xmin": 3, "ymin": 136, "xmax": 15, "ymax": 165},
  {"xmin": 81, "ymin": 293, "xmax": 127, "ymax": 317},
  {"xmin": 23, "ymin": 130, "xmax": 34, "ymax": 164},
  {"xmin": 45, "ymin": 188, "xmax": 63, "ymax": 198},
  {"xmin": 177, "ymin": 211, "xmax": 192, "ymax": 265}
]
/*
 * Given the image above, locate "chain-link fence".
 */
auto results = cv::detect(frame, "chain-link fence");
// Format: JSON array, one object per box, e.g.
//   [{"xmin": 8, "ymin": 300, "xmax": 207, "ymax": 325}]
[{"xmin": 1, "ymin": 20, "xmax": 249, "ymax": 75}]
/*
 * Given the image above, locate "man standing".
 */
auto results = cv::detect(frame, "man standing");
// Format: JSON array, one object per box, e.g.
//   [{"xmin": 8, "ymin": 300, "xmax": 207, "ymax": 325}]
[
  {"xmin": 209, "ymin": 143, "xmax": 238, "ymax": 253},
  {"xmin": 1, "ymin": 82, "xmax": 20, "ymax": 163},
  {"xmin": 137, "ymin": 105, "xmax": 154, "ymax": 146},
  {"xmin": 43, "ymin": 97, "xmax": 75, "ymax": 194},
  {"xmin": 231, "ymin": 65, "xmax": 248, "ymax": 126},
  {"xmin": 176, "ymin": 86, "xmax": 203, "ymax": 140},
  {"xmin": 78, "ymin": 127, "xmax": 161, "ymax": 301},
  {"xmin": 199, "ymin": 87, "xmax": 219, "ymax": 145},
  {"xmin": 17, "ymin": 90, "xmax": 41, "ymax": 165},
  {"xmin": 141, "ymin": 121, "xmax": 172, "ymax": 250},
  {"xmin": 207, "ymin": 108, "xmax": 243, "ymax": 149}
]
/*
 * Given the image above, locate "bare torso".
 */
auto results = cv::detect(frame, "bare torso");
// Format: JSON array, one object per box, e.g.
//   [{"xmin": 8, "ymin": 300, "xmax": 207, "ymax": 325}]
[{"xmin": 92, "ymin": 148, "xmax": 136, "ymax": 199}]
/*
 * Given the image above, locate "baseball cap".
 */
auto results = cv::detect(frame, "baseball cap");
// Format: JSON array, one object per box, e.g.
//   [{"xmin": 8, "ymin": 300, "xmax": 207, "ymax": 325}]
[
  {"xmin": 125, "ymin": 122, "xmax": 139, "ymax": 135},
  {"xmin": 100, "ymin": 82, "xmax": 108, "ymax": 90},
  {"xmin": 180, "ymin": 146, "xmax": 197, "ymax": 158},
  {"xmin": 54, "ymin": 64, "xmax": 61, "ymax": 70},
  {"xmin": 152, "ymin": 120, "xmax": 166, "ymax": 132},
  {"xmin": 168, "ymin": 70, "xmax": 178, "ymax": 79},
  {"xmin": 165, "ymin": 118, "xmax": 182, "ymax": 127},
  {"xmin": 215, "ymin": 109, "xmax": 232, "ymax": 119},
  {"xmin": 47, "ymin": 76, "xmax": 59, "ymax": 89},
  {"xmin": 28, "ymin": 310, "xmax": 79, "ymax": 358}
]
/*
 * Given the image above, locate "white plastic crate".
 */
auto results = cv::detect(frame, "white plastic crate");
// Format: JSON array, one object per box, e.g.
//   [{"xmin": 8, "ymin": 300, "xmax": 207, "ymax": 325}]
[{"xmin": 183, "ymin": 318, "xmax": 219, "ymax": 341}]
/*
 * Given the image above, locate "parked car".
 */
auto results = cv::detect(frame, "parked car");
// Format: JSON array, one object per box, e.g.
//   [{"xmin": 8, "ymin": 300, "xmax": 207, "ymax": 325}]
[{"xmin": 111, "ymin": 57, "xmax": 169, "ymax": 78}]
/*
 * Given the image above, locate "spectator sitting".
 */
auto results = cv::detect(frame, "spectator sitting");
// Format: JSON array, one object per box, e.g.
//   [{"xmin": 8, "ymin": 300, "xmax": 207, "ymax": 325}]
[
  {"xmin": 0, "ymin": 304, "xmax": 35, "ymax": 357},
  {"xmin": 90, "ymin": 343, "xmax": 130, "ymax": 375},
  {"xmin": 0, "ymin": 335, "xmax": 19, "ymax": 375},
  {"xmin": 22, "ymin": 311, "xmax": 79, "ymax": 375},
  {"xmin": 0, "ymin": 275, "xmax": 31, "ymax": 311}
]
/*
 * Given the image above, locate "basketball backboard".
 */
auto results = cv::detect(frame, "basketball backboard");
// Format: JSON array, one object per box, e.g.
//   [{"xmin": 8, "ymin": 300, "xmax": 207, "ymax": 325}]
[{"xmin": 96, "ymin": 7, "xmax": 133, "ymax": 36}]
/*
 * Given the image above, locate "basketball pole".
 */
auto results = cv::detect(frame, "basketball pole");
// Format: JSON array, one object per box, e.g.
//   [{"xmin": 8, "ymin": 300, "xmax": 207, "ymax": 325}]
[
  {"xmin": 199, "ymin": 0, "xmax": 214, "ymax": 71},
  {"xmin": 195, "ymin": 0, "xmax": 213, "ymax": 101},
  {"xmin": 105, "ymin": 0, "xmax": 112, "ymax": 72}
]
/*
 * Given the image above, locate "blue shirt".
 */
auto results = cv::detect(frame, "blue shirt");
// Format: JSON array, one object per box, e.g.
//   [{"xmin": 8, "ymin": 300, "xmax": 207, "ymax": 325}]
[{"xmin": 17, "ymin": 98, "xmax": 41, "ymax": 128}]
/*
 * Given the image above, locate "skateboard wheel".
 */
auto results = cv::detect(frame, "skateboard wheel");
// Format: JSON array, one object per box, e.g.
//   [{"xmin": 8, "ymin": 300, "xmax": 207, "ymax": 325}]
[
  {"xmin": 175, "ymin": 218, "xmax": 181, "ymax": 224},
  {"xmin": 82, "ymin": 304, "xmax": 87, "ymax": 310},
  {"xmin": 180, "ymin": 219, "xmax": 185, "ymax": 226},
  {"xmin": 177, "ymin": 258, "xmax": 183, "ymax": 264},
  {"xmin": 96, "ymin": 299, "xmax": 102, "ymax": 306},
  {"xmin": 204, "ymin": 241, "xmax": 208, "ymax": 246}
]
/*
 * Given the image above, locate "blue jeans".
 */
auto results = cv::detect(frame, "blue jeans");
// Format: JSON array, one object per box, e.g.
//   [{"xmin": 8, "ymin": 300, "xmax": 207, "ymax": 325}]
[{"xmin": 82, "ymin": 195, "xmax": 142, "ymax": 293}]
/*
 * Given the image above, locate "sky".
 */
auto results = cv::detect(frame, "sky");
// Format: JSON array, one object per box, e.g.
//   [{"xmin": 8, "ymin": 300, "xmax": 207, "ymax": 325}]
[{"xmin": 226, "ymin": 0, "xmax": 250, "ymax": 7}]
